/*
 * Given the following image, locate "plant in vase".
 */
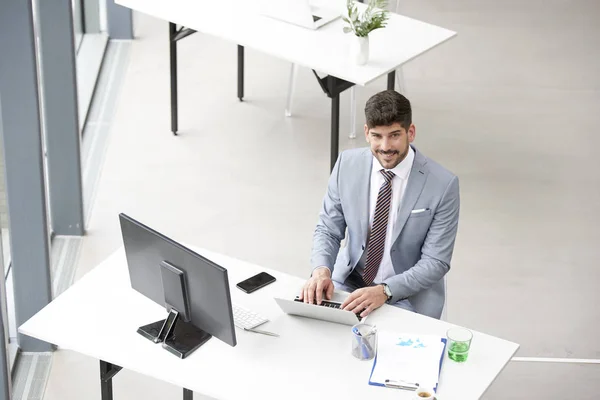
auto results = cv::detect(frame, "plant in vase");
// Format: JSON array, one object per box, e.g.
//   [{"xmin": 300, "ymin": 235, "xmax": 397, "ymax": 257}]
[{"xmin": 343, "ymin": 0, "xmax": 389, "ymax": 65}]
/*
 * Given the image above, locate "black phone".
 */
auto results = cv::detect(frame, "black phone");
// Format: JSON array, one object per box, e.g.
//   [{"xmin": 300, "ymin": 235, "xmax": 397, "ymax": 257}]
[{"xmin": 236, "ymin": 272, "xmax": 276, "ymax": 293}]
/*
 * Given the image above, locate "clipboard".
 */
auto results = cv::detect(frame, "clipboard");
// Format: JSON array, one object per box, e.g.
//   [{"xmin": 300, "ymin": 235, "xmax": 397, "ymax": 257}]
[{"xmin": 368, "ymin": 336, "xmax": 447, "ymax": 392}]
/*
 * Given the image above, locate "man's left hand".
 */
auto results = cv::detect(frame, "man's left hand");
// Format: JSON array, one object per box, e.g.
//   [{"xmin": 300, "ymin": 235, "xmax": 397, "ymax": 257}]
[{"xmin": 341, "ymin": 285, "xmax": 387, "ymax": 318}]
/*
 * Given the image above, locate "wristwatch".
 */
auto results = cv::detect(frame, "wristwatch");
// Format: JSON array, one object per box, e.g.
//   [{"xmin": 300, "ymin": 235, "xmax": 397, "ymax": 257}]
[{"xmin": 382, "ymin": 284, "xmax": 392, "ymax": 303}]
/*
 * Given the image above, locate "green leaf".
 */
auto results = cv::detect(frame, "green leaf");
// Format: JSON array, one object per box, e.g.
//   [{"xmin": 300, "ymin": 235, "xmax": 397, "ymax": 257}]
[{"xmin": 343, "ymin": 0, "xmax": 390, "ymax": 36}]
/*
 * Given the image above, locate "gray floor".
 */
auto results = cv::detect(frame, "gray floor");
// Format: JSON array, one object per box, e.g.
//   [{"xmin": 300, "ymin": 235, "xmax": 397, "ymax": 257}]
[{"xmin": 43, "ymin": 0, "xmax": 600, "ymax": 398}]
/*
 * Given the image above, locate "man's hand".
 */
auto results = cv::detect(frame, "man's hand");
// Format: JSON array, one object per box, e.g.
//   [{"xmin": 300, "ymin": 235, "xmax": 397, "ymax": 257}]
[
  {"xmin": 341, "ymin": 285, "xmax": 387, "ymax": 318},
  {"xmin": 299, "ymin": 267, "xmax": 334, "ymax": 305}
]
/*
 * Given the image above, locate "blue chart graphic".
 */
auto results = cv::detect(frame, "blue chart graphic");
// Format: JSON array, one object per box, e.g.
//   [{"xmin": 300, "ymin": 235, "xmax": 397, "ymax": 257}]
[{"xmin": 396, "ymin": 338, "xmax": 427, "ymax": 349}]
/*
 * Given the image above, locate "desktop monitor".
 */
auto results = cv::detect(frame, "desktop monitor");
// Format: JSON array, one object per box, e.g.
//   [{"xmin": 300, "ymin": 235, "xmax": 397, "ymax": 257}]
[{"xmin": 119, "ymin": 213, "xmax": 237, "ymax": 358}]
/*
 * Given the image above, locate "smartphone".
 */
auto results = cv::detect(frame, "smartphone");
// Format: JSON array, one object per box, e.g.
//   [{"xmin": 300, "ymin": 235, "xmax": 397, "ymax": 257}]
[{"xmin": 236, "ymin": 272, "xmax": 276, "ymax": 293}]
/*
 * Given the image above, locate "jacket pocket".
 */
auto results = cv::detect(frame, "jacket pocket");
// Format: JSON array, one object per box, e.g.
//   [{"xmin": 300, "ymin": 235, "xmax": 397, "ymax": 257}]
[{"xmin": 409, "ymin": 208, "xmax": 432, "ymax": 218}]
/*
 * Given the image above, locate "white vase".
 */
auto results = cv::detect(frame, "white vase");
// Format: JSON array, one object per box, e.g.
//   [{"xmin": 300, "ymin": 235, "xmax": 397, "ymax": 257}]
[{"xmin": 351, "ymin": 35, "xmax": 369, "ymax": 65}]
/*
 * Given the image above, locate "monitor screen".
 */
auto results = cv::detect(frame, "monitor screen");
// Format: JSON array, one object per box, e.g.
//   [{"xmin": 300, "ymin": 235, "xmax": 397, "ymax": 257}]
[{"xmin": 119, "ymin": 213, "xmax": 237, "ymax": 349}]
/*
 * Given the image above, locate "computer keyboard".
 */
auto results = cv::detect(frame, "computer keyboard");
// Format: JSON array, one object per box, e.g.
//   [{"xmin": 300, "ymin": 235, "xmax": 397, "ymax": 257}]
[{"xmin": 232, "ymin": 304, "xmax": 269, "ymax": 330}]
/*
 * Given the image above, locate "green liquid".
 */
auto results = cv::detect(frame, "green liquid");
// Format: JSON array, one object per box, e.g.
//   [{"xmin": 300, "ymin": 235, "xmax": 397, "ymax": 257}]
[{"xmin": 448, "ymin": 342, "xmax": 469, "ymax": 362}]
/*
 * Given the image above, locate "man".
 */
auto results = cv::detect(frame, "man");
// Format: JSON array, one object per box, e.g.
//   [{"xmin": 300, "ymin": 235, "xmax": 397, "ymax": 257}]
[{"xmin": 299, "ymin": 90, "xmax": 459, "ymax": 319}]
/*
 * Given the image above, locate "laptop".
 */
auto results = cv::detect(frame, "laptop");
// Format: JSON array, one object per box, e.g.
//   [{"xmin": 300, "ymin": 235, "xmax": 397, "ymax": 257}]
[
  {"xmin": 274, "ymin": 296, "xmax": 364, "ymax": 326},
  {"xmin": 261, "ymin": 0, "xmax": 341, "ymax": 30}
]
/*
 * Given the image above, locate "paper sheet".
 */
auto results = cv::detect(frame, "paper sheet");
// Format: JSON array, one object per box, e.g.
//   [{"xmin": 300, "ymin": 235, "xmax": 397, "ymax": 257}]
[{"xmin": 370, "ymin": 331, "xmax": 445, "ymax": 389}]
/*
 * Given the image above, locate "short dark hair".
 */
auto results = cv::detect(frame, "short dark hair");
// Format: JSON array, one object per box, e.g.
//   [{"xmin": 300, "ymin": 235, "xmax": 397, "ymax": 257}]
[{"xmin": 364, "ymin": 90, "xmax": 412, "ymax": 130}]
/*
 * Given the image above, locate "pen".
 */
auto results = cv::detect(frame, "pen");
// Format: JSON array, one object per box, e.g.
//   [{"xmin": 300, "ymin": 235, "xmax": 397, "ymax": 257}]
[
  {"xmin": 353, "ymin": 325, "xmax": 375, "ymax": 358},
  {"xmin": 352, "ymin": 326, "xmax": 368, "ymax": 358},
  {"xmin": 243, "ymin": 327, "xmax": 280, "ymax": 337},
  {"xmin": 384, "ymin": 379, "xmax": 419, "ymax": 390}
]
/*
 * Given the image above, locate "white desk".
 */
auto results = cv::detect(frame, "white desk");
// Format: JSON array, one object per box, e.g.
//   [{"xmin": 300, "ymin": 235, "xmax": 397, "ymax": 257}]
[
  {"xmin": 115, "ymin": 0, "xmax": 456, "ymax": 171},
  {"xmin": 20, "ymin": 247, "xmax": 518, "ymax": 400}
]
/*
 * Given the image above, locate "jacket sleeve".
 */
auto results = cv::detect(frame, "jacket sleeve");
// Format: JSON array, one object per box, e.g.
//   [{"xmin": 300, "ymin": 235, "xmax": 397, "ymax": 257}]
[
  {"xmin": 385, "ymin": 175, "xmax": 460, "ymax": 303},
  {"xmin": 310, "ymin": 152, "xmax": 347, "ymax": 275}
]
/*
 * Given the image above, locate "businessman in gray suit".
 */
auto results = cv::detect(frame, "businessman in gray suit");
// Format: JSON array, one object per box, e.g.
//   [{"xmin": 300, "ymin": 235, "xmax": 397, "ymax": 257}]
[{"xmin": 299, "ymin": 90, "xmax": 459, "ymax": 319}]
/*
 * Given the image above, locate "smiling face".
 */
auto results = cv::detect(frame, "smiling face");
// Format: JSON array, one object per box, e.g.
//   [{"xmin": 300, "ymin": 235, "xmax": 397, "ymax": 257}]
[
  {"xmin": 364, "ymin": 122, "xmax": 415, "ymax": 169},
  {"xmin": 363, "ymin": 90, "xmax": 415, "ymax": 169}
]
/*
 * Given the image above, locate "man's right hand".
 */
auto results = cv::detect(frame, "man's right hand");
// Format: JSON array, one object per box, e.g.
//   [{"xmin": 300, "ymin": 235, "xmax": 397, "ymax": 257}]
[{"xmin": 299, "ymin": 267, "xmax": 334, "ymax": 305}]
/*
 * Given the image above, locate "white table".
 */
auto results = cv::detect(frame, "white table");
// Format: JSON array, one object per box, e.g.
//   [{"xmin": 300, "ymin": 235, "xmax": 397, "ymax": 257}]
[
  {"xmin": 20, "ymin": 247, "xmax": 518, "ymax": 400},
  {"xmin": 115, "ymin": 0, "xmax": 456, "ymax": 171}
]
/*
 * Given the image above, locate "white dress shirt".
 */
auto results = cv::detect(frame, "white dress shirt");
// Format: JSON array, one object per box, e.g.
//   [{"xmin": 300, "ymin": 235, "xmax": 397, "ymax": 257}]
[{"xmin": 369, "ymin": 146, "xmax": 415, "ymax": 284}]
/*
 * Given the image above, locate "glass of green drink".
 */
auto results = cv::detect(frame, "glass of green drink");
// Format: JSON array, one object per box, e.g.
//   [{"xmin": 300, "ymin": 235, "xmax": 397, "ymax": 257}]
[{"xmin": 447, "ymin": 327, "xmax": 473, "ymax": 362}]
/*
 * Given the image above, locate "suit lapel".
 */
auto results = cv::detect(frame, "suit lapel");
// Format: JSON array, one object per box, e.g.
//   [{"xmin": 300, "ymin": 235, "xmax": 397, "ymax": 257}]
[
  {"xmin": 390, "ymin": 147, "xmax": 429, "ymax": 246},
  {"xmin": 357, "ymin": 150, "xmax": 372, "ymax": 244}
]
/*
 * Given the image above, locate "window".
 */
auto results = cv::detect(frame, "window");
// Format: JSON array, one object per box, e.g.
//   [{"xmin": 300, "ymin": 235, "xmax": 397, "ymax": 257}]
[
  {"xmin": 0, "ymin": 140, "xmax": 16, "ymax": 369},
  {"xmin": 72, "ymin": 0, "xmax": 84, "ymax": 51}
]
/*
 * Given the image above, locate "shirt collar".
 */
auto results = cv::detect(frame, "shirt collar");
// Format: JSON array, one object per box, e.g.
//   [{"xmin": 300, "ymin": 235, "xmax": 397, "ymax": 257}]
[{"xmin": 372, "ymin": 146, "xmax": 415, "ymax": 180}]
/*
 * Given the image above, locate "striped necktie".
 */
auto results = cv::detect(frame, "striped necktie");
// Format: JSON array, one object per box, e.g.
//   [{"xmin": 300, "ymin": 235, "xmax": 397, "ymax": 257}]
[{"xmin": 362, "ymin": 169, "xmax": 395, "ymax": 286}]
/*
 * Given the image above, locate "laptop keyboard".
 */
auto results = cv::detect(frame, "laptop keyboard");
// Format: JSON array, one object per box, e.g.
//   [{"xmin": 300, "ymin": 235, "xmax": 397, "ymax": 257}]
[
  {"xmin": 294, "ymin": 297, "xmax": 340, "ymax": 308},
  {"xmin": 294, "ymin": 297, "xmax": 362, "ymax": 320}
]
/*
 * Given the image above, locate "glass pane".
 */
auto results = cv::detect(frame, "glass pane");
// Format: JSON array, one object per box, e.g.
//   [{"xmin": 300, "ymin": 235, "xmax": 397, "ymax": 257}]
[
  {"xmin": 99, "ymin": 0, "xmax": 108, "ymax": 32},
  {"xmin": 0, "ymin": 141, "xmax": 10, "ymax": 280},
  {"xmin": 0, "ymin": 130, "xmax": 15, "ymax": 370},
  {"xmin": 0, "ymin": 237, "xmax": 10, "ymax": 374},
  {"xmin": 0, "ymin": 121, "xmax": 8, "ymax": 282},
  {"xmin": 72, "ymin": 0, "xmax": 84, "ymax": 50},
  {"xmin": 4, "ymin": 267, "xmax": 17, "ymax": 367}
]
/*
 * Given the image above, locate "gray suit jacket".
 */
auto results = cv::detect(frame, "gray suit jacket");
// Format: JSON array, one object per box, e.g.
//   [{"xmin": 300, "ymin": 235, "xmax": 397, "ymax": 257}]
[{"xmin": 310, "ymin": 146, "xmax": 460, "ymax": 319}]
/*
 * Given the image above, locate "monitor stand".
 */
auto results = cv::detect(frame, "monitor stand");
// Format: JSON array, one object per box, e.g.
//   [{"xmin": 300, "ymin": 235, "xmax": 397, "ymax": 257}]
[{"xmin": 137, "ymin": 309, "xmax": 212, "ymax": 359}]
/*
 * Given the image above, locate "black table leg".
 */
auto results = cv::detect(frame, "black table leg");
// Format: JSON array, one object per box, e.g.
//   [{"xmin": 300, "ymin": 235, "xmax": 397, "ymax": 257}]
[
  {"xmin": 330, "ymin": 94, "xmax": 340, "ymax": 172},
  {"xmin": 169, "ymin": 22, "xmax": 178, "ymax": 135},
  {"xmin": 100, "ymin": 359, "xmax": 191, "ymax": 400},
  {"xmin": 387, "ymin": 70, "xmax": 396, "ymax": 91},
  {"xmin": 238, "ymin": 45, "xmax": 244, "ymax": 101},
  {"xmin": 100, "ymin": 360, "xmax": 122, "ymax": 400},
  {"xmin": 167, "ymin": 24, "xmax": 196, "ymax": 136},
  {"xmin": 311, "ymin": 71, "xmax": 355, "ymax": 172}
]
